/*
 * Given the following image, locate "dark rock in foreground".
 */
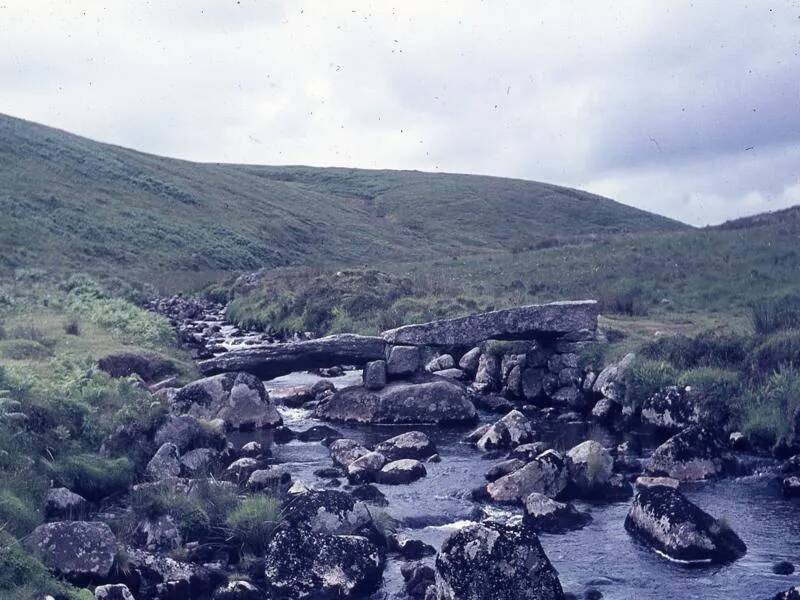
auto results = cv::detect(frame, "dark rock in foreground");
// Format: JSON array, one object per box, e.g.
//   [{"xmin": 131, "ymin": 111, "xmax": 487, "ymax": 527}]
[
  {"xmin": 24, "ymin": 521, "xmax": 117, "ymax": 582},
  {"xmin": 382, "ymin": 301, "xmax": 597, "ymax": 347},
  {"xmin": 315, "ymin": 377, "xmax": 477, "ymax": 425},
  {"xmin": 624, "ymin": 484, "xmax": 746, "ymax": 564},
  {"xmin": 264, "ymin": 527, "xmax": 384, "ymax": 599},
  {"xmin": 198, "ymin": 334, "xmax": 386, "ymax": 379},
  {"xmin": 434, "ymin": 521, "xmax": 564, "ymax": 599}
]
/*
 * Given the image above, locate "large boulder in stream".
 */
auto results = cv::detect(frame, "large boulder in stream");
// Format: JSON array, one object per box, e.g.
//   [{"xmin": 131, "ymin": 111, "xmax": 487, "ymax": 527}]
[
  {"xmin": 773, "ymin": 588, "xmax": 800, "ymax": 600},
  {"xmin": 24, "ymin": 521, "xmax": 117, "ymax": 582},
  {"xmin": 485, "ymin": 449, "xmax": 569, "ymax": 504},
  {"xmin": 172, "ymin": 372, "xmax": 281, "ymax": 429},
  {"xmin": 523, "ymin": 492, "xmax": 591, "ymax": 534},
  {"xmin": 434, "ymin": 521, "xmax": 564, "ymax": 600},
  {"xmin": 476, "ymin": 409, "xmax": 534, "ymax": 452},
  {"xmin": 647, "ymin": 426, "xmax": 730, "ymax": 481},
  {"xmin": 624, "ymin": 484, "xmax": 746, "ymax": 564},
  {"xmin": 315, "ymin": 377, "xmax": 477, "ymax": 425},
  {"xmin": 382, "ymin": 300, "xmax": 597, "ymax": 347},
  {"xmin": 374, "ymin": 431, "xmax": 436, "ymax": 461},
  {"xmin": 198, "ymin": 333, "xmax": 387, "ymax": 379},
  {"xmin": 566, "ymin": 440, "xmax": 614, "ymax": 497}
]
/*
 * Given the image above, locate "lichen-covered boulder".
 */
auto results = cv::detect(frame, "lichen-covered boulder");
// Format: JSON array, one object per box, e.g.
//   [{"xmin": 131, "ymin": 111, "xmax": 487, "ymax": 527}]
[
  {"xmin": 146, "ymin": 442, "xmax": 181, "ymax": 480},
  {"xmin": 458, "ymin": 347, "xmax": 482, "ymax": 374},
  {"xmin": 24, "ymin": 521, "xmax": 117, "ymax": 582},
  {"xmin": 426, "ymin": 354, "xmax": 455, "ymax": 373},
  {"xmin": 264, "ymin": 527, "xmax": 384, "ymax": 599},
  {"xmin": 566, "ymin": 440, "xmax": 614, "ymax": 497},
  {"xmin": 94, "ymin": 584, "xmax": 135, "ymax": 600},
  {"xmin": 641, "ymin": 386, "xmax": 700, "ymax": 432},
  {"xmin": 212, "ymin": 580, "xmax": 262, "ymax": 600},
  {"xmin": 315, "ymin": 378, "xmax": 476, "ymax": 425},
  {"xmin": 347, "ymin": 451, "xmax": 388, "ymax": 484},
  {"xmin": 647, "ymin": 426, "xmax": 730, "ymax": 481},
  {"xmin": 386, "ymin": 345, "xmax": 421, "ymax": 376},
  {"xmin": 486, "ymin": 449, "xmax": 569, "ymax": 504},
  {"xmin": 281, "ymin": 490, "xmax": 378, "ymax": 538},
  {"xmin": 374, "ymin": 430, "xmax": 436, "ymax": 461},
  {"xmin": 329, "ymin": 438, "xmax": 371, "ymax": 468},
  {"xmin": 173, "ymin": 372, "xmax": 281, "ymax": 429},
  {"xmin": 624, "ymin": 484, "xmax": 746, "ymax": 564},
  {"xmin": 363, "ymin": 360, "xmax": 387, "ymax": 390},
  {"xmin": 593, "ymin": 353, "xmax": 635, "ymax": 401},
  {"xmin": 476, "ymin": 410, "xmax": 533, "ymax": 451},
  {"xmin": 154, "ymin": 414, "xmax": 226, "ymax": 454},
  {"xmin": 523, "ymin": 492, "xmax": 591, "ymax": 533},
  {"xmin": 122, "ymin": 546, "xmax": 225, "ymax": 599},
  {"xmin": 473, "ymin": 353, "xmax": 501, "ymax": 393},
  {"xmin": 434, "ymin": 521, "xmax": 564, "ymax": 600},
  {"xmin": 43, "ymin": 487, "xmax": 87, "ymax": 521},
  {"xmin": 180, "ymin": 447, "xmax": 221, "ymax": 476}
]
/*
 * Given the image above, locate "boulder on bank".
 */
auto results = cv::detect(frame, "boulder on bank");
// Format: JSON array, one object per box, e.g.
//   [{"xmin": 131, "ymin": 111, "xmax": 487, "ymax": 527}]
[
  {"xmin": 172, "ymin": 372, "xmax": 281, "ymax": 429},
  {"xmin": 523, "ymin": 492, "xmax": 591, "ymax": 533},
  {"xmin": 773, "ymin": 588, "xmax": 800, "ymax": 600},
  {"xmin": 43, "ymin": 487, "xmax": 87, "ymax": 521},
  {"xmin": 485, "ymin": 449, "xmax": 569, "ymax": 504},
  {"xmin": 94, "ymin": 584, "xmax": 135, "ymax": 600},
  {"xmin": 122, "ymin": 546, "xmax": 225, "ymax": 599},
  {"xmin": 146, "ymin": 442, "xmax": 181, "ymax": 480},
  {"xmin": 315, "ymin": 377, "xmax": 477, "ymax": 425},
  {"xmin": 434, "ymin": 521, "xmax": 564, "ymax": 600},
  {"xmin": 374, "ymin": 431, "xmax": 436, "ymax": 461},
  {"xmin": 154, "ymin": 414, "xmax": 226, "ymax": 454},
  {"xmin": 97, "ymin": 351, "xmax": 176, "ymax": 382},
  {"xmin": 382, "ymin": 300, "xmax": 598, "ymax": 347},
  {"xmin": 641, "ymin": 386, "xmax": 700, "ymax": 432},
  {"xmin": 593, "ymin": 353, "xmax": 635, "ymax": 402},
  {"xmin": 624, "ymin": 484, "xmax": 746, "ymax": 564},
  {"xmin": 647, "ymin": 426, "xmax": 730, "ymax": 481},
  {"xmin": 24, "ymin": 521, "xmax": 117, "ymax": 582}
]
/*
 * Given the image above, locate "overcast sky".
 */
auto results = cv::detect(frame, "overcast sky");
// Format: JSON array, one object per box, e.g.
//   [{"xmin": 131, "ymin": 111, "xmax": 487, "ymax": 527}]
[{"xmin": 1, "ymin": 1, "xmax": 798, "ymax": 225}]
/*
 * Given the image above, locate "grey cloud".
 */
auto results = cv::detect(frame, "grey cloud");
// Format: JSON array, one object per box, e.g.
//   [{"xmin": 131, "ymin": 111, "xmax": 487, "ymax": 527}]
[{"xmin": 0, "ymin": 0, "xmax": 797, "ymax": 225}]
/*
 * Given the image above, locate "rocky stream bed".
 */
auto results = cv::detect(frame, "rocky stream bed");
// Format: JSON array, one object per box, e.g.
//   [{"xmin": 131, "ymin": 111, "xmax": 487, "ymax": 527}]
[{"xmin": 29, "ymin": 297, "xmax": 800, "ymax": 600}]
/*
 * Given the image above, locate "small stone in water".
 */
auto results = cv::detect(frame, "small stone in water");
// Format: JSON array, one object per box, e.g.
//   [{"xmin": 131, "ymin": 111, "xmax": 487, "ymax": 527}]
[{"xmin": 773, "ymin": 560, "xmax": 795, "ymax": 575}]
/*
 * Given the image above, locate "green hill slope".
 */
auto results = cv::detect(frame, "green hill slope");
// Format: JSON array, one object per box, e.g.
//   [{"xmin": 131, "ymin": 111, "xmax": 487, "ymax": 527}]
[{"xmin": 0, "ymin": 113, "xmax": 684, "ymax": 281}]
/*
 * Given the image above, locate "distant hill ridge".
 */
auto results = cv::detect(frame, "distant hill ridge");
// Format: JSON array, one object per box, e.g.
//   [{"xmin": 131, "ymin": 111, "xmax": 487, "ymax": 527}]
[
  {"xmin": 0, "ymin": 113, "xmax": 685, "ymax": 280},
  {"xmin": 714, "ymin": 204, "xmax": 800, "ymax": 230}
]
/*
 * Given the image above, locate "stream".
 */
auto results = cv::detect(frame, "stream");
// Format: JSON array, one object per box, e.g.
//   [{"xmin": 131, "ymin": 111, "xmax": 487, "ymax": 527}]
[{"xmin": 225, "ymin": 370, "xmax": 800, "ymax": 600}]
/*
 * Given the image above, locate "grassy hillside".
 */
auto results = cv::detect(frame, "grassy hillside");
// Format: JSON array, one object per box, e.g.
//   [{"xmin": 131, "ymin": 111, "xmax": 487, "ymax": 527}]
[
  {"xmin": 225, "ymin": 214, "xmax": 800, "ymax": 336},
  {"xmin": 0, "ymin": 113, "xmax": 683, "ymax": 285}
]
